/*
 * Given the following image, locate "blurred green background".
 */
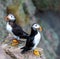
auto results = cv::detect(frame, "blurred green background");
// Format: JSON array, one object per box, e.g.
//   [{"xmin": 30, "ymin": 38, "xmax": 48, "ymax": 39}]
[{"xmin": 0, "ymin": 0, "xmax": 60, "ymax": 59}]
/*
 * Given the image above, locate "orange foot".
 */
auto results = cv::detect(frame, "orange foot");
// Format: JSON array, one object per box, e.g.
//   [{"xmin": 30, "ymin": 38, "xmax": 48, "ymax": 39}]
[
  {"xmin": 11, "ymin": 39, "xmax": 19, "ymax": 46},
  {"xmin": 33, "ymin": 49, "xmax": 41, "ymax": 56}
]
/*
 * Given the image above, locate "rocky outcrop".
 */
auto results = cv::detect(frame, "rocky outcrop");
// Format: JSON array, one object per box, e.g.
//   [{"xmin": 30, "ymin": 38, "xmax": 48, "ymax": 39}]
[
  {"xmin": 0, "ymin": 47, "xmax": 11, "ymax": 59},
  {"xmin": 36, "ymin": 11, "xmax": 59, "ymax": 59},
  {"xmin": 0, "ymin": 0, "xmax": 60, "ymax": 59},
  {"xmin": 0, "ymin": 34, "xmax": 46, "ymax": 59},
  {"xmin": 1, "ymin": 44, "xmax": 46, "ymax": 59}
]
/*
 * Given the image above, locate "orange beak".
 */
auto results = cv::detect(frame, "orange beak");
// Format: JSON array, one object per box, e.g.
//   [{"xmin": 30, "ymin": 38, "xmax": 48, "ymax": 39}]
[
  {"xmin": 40, "ymin": 26, "xmax": 43, "ymax": 32},
  {"xmin": 5, "ymin": 16, "xmax": 9, "ymax": 21}
]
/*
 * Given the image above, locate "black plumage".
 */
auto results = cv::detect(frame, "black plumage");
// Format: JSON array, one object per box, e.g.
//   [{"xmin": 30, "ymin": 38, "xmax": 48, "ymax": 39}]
[
  {"xmin": 9, "ymin": 21, "xmax": 29, "ymax": 39},
  {"xmin": 21, "ymin": 27, "xmax": 38, "ymax": 54},
  {"xmin": 5, "ymin": 14, "xmax": 29, "ymax": 40}
]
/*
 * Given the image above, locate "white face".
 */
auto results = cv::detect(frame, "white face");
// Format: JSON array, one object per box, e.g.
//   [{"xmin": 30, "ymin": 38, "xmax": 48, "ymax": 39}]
[
  {"xmin": 7, "ymin": 14, "xmax": 15, "ymax": 21},
  {"xmin": 32, "ymin": 23, "xmax": 40, "ymax": 29}
]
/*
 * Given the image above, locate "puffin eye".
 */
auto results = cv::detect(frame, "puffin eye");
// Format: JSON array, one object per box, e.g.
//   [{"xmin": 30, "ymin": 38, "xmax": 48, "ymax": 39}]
[
  {"xmin": 35, "ymin": 24, "xmax": 37, "ymax": 26},
  {"xmin": 11, "ymin": 16, "xmax": 12, "ymax": 18}
]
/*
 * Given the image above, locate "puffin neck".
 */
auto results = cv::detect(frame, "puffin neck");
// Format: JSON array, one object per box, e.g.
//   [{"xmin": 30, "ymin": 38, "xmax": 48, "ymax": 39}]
[
  {"xmin": 30, "ymin": 27, "xmax": 38, "ymax": 36},
  {"xmin": 7, "ymin": 20, "xmax": 16, "ymax": 27},
  {"xmin": 9, "ymin": 20, "xmax": 16, "ymax": 23}
]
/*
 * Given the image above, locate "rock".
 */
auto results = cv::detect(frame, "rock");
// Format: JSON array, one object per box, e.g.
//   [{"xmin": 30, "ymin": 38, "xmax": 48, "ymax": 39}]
[
  {"xmin": 0, "ymin": 0, "xmax": 60, "ymax": 59},
  {"xmin": 38, "ymin": 20, "xmax": 58, "ymax": 59},
  {"xmin": 24, "ymin": 0, "xmax": 36, "ymax": 16},
  {"xmin": 1, "ymin": 44, "xmax": 46, "ymax": 59},
  {"xmin": 0, "ymin": 46, "xmax": 11, "ymax": 59},
  {"xmin": 1, "ymin": 35, "xmax": 46, "ymax": 59}
]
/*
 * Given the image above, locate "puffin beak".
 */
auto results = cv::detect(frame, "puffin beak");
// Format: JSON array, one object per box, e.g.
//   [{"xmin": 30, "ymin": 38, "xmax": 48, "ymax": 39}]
[
  {"xmin": 40, "ymin": 26, "xmax": 43, "ymax": 32},
  {"xmin": 5, "ymin": 16, "xmax": 9, "ymax": 21}
]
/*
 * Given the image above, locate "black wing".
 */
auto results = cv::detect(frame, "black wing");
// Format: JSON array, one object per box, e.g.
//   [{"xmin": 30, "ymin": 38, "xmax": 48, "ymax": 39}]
[
  {"xmin": 21, "ymin": 37, "xmax": 34, "ymax": 54},
  {"xmin": 25, "ymin": 37, "xmax": 34, "ymax": 48},
  {"xmin": 12, "ymin": 24, "xmax": 29, "ymax": 39}
]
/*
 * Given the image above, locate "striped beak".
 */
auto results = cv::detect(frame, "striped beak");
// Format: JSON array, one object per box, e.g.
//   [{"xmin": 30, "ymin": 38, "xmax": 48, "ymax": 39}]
[
  {"xmin": 40, "ymin": 26, "xmax": 43, "ymax": 32},
  {"xmin": 5, "ymin": 16, "xmax": 9, "ymax": 21},
  {"xmin": 37, "ymin": 26, "xmax": 43, "ymax": 32}
]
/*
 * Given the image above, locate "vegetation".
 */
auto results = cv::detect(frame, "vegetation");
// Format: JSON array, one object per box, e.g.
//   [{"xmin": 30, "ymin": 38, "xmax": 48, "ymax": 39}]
[{"xmin": 32, "ymin": 0, "xmax": 60, "ymax": 11}]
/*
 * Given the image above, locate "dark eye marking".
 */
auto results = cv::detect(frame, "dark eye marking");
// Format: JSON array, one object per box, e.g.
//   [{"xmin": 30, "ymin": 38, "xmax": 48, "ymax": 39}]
[
  {"xmin": 35, "ymin": 24, "xmax": 37, "ymax": 26},
  {"xmin": 11, "ymin": 16, "xmax": 12, "ymax": 17},
  {"xmin": 11, "ymin": 16, "xmax": 13, "ymax": 17}
]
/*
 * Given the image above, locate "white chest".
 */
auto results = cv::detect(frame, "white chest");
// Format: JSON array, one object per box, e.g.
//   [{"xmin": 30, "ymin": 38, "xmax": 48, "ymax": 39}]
[
  {"xmin": 6, "ymin": 22, "xmax": 20, "ymax": 40},
  {"xmin": 6, "ymin": 22, "xmax": 12, "ymax": 33},
  {"xmin": 32, "ymin": 32, "xmax": 41, "ymax": 50},
  {"xmin": 34, "ymin": 32, "xmax": 41, "ymax": 44}
]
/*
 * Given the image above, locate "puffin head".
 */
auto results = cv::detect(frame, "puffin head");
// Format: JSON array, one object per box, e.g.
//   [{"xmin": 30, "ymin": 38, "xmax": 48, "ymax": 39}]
[
  {"xmin": 5, "ymin": 14, "xmax": 16, "ymax": 22},
  {"xmin": 32, "ymin": 23, "xmax": 42, "ymax": 32}
]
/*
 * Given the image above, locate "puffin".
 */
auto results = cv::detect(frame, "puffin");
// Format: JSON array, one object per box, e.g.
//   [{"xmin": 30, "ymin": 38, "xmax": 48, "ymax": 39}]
[
  {"xmin": 21, "ymin": 23, "xmax": 42, "ymax": 55},
  {"xmin": 5, "ymin": 14, "xmax": 29, "ymax": 45}
]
